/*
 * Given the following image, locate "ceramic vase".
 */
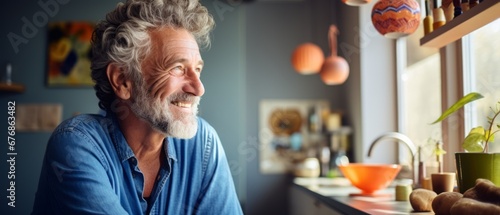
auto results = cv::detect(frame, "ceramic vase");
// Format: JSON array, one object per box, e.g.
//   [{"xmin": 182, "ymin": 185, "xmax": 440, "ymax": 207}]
[{"xmin": 371, "ymin": 0, "xmax": 421, "ymax": 39}]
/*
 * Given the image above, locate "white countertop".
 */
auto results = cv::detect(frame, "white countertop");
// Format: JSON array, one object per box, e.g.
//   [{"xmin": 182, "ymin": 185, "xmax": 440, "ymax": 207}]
[{"xmin": 293, "ymin": 177, "xmax": 434, "ymax": 215}]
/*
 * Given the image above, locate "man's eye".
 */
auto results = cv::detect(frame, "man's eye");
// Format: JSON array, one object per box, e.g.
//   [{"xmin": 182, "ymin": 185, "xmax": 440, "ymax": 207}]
[{"xmin": 170, "ymin": 66, "xmax": 184, "ymax": 76}]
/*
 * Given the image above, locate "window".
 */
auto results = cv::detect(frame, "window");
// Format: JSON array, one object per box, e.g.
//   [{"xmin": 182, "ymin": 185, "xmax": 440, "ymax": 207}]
[
  {"xmin": 398, "ymin": 8, "xmax": 499, "ymax": 172},
  {"xmin": 398, "ymin": 25, "xmax": 442, "ymax": 165},
  {"xmin": 463, "ymin": 18, "xmax": 500, "ymax": 153}
]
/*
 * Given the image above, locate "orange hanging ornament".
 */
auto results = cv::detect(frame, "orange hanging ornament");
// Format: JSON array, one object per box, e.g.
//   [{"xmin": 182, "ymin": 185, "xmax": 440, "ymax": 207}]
[
  {"xmin": 320, "ymin": 25, "xmax": 349, "ymax": 85},
  {"xmin": 291, "ymin": 43, "xmax": 324, "ymax": 75}
]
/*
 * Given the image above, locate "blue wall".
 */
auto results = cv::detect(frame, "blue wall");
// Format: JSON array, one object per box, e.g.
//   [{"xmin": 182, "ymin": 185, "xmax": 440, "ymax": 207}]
[
  {"xmin": 0, "ymin": 1, "xmax": 116, "ymax": 214},
  {"xmin": 243, "ymin": 1, "xmax": 345, "ymax": 214},
  {"xmin": 0, "ymin": 1, "xmax": 348, "ymax": 215}
]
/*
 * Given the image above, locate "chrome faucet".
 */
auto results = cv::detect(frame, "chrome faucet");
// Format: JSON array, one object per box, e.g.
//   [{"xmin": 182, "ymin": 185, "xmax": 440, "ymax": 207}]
[{"xmin": 367, "ymin": 132, "xmax": 419, "ymax": 188}]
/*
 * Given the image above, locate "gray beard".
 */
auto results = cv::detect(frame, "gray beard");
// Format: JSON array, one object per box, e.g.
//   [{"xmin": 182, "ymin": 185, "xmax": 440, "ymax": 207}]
[{"xmin": 129, "ymin": 81, "xmax": 199, "ymax": 139}]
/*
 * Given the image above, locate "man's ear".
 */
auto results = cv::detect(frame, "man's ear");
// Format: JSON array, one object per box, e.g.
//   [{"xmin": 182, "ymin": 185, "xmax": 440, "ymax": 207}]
[{"xmin": 107, "ymin": 63, "xmax": 132, "ymax": 100}]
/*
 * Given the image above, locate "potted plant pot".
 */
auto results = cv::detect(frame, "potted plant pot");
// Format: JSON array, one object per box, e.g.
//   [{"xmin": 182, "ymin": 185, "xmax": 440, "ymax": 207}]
[
  {"xmin": 431, "ymin": 92, "xmax": 500, "ymax": 193},
  {"xmin": 455, "ymin": 152, "xmax": 500, "ymax": 193}
]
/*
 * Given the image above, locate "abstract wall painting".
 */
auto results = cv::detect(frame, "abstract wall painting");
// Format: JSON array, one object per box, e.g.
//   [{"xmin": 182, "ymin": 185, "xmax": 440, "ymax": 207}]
[{"xmin": 47, "ymin": 21, "xmax": 95, "ymax": 87}]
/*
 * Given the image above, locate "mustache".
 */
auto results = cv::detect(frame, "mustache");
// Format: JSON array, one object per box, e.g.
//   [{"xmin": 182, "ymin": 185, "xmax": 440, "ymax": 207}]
[{"xmin": 166, "ymin": 93, "xmax": 201, "ymax": 104}]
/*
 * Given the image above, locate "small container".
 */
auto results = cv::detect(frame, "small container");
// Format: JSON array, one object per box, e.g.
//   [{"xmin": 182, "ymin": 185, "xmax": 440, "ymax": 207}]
[
  {"xmin": 424, "ymin": 15, "xmax": 434, "ymax": 35},
  {"xmin": 395, "ymin": 184, "xmax": 413, "ymax": 201},
  {"xmin": 433, "ymin": 8, "xmax": 446, "ymax": 30},
  {"xmin": 422, "ymin": 177, "xmax": 433, "ymax": 190},
  {"xmin": 469, "ymin": 0, "xmax": 478, "ymax": 8},
  {"xmin": 423, "ymin": 0, "xmax": 434, "ymax": 35},
  {"xmin": 431, "ymin": 172, "xmax": 456, "ymax": 194},
  {"xmin": 294, "ymin": 158, "xmax": 321, "ymax": 178},
  {"xmin": 442, "ymin": 4, "xmax": 454, "ymax": 22},
  {"xmin": 461, "ymin": 0, "xmax": 470, "ymax": 12}
]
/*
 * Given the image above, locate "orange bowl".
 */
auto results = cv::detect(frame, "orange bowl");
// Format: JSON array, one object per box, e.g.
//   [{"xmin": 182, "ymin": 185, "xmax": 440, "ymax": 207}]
[{"xmin": 338, "ymin": 164, "xmax": 402, "ymax": 194}]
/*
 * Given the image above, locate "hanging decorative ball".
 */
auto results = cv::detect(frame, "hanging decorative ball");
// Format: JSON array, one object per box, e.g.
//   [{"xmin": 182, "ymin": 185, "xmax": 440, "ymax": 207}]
[
  {"xmin": 371, "ymin": 0, "xmax": 421, "ymax": 39},
  {"xmin": 291, "ymin": 43, "xmax": 324, "ymax": 75},
  {"xmin": 320, "ymin": 57, "xmax": 349, "ymax": 85},
  {"xmin": 320, "ymin": 25, "xmax": 349, "ymax": 85},
  {"xmin": 342, "ymin": 0, "xmax": 371, "ymax": 6}
]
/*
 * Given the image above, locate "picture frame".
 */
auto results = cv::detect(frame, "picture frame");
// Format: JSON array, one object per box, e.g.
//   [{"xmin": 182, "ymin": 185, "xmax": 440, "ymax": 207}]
[
  {"xmin": 259, "ymin": 99, "xmax": 330, "ymax": 174},
  {"xmin": 46, "ymin": 21, "xmax": 95, "ymax": 87}
]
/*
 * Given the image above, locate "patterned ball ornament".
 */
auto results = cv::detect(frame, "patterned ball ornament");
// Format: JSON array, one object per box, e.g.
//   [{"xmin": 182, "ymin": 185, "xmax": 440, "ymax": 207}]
[{"xmin": 371, "ymin": 0, "xmax": 421, "ymax": 39}]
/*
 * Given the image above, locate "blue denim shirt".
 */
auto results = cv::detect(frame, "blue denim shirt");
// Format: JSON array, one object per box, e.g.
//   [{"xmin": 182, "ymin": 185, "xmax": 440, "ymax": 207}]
[{"xmin": 32, "ymin": 113, "xmax": 243, "ymax": 215}]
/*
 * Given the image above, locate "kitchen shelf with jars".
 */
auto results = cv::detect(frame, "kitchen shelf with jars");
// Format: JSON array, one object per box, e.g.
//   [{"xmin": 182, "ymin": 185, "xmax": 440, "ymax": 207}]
[{"xmin": 420, "ymin": 0, "xmax": 500, "ymax": 48}]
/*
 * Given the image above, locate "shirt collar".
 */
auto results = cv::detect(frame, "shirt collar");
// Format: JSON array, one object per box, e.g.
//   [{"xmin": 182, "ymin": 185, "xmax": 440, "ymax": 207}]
[{"xmin": 165, "ymin": 137, "xmax": 177, "ymax": 162}]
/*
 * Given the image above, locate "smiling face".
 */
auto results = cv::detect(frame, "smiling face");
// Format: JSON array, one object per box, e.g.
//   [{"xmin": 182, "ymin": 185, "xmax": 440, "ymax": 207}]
[{"xmin": 129, "ymin": 27, "xmax": 204, "ymax": 138}]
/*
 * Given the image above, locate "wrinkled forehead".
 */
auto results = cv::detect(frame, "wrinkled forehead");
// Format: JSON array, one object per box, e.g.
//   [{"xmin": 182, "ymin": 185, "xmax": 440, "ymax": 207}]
[
  {"xmin": 159, "ymin": 40, "xmax": 200, "ymax": 55},
  {"xmin": 149, "ymin": 27, "xmax": 200, "ymax": 53}
]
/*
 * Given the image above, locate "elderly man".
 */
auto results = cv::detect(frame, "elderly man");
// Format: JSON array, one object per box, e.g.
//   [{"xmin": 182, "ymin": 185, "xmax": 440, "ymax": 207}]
[{"xmin": 31, "ymin": 0, "xmax": 243, "ymax": 214}]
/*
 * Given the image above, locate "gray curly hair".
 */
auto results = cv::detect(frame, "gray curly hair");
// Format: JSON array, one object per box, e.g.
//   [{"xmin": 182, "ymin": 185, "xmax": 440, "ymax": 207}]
[{"xmin": 91, "ymin": 0, "xmax": 215, "ymax": 112}]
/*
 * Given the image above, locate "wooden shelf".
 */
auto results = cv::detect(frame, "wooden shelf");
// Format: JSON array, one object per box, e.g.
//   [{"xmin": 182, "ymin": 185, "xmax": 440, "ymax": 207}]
[
  {"xmin": 420, "ymin": 0, "xmax": 500, "ymax": 48},
  {"xmin": 0, "ymin": 82, "xmax": 25, "ymax": 93}
]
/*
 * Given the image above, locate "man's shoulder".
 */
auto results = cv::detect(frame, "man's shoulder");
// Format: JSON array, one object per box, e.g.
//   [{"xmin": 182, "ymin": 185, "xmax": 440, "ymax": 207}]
[
  {"xmin": 195, "ymin": 117, "xmax": 222, "ymax": 153},
  {"xmin": 196, "ymin": 117, "xmax": 217, "ymax": 136},
  {"xmin": 53, "ymin": 113, "xmax": 115, "ymax": 134},
  {"xmin": 46, "ymin": 113, "xmax": 118, "ymax": 166}
]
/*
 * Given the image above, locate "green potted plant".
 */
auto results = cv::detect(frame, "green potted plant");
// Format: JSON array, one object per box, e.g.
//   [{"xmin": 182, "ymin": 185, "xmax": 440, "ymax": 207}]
[{"xmin": 432, "ymin": 92, "xmax": 500, "ymax": 193}]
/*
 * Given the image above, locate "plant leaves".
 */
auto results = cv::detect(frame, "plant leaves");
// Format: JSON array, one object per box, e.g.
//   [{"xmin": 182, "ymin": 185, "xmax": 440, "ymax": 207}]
[
  {"xmin": 431, "ymin": 92, "xmax": 484, "ymax": 124},
  {"xmin": 434, "ymin": 147, "xmax": 447, "ymax": 156},
  {"xmin": 463, "ymin": 127, "xmax": 486, "ymax": 152}
]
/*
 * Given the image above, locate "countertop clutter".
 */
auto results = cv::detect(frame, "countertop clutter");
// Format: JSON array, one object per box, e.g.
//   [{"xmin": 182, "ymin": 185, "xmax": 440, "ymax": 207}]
[{"xmin": 291, "ymin": 177, "xmax": 433, "ymax": 215}]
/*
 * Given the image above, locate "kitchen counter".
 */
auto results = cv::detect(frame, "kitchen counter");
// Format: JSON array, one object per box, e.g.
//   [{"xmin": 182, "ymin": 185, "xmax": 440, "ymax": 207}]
[{"xmin": 291, "ymin": 177, "xmax": 434, "ymax": 215}]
